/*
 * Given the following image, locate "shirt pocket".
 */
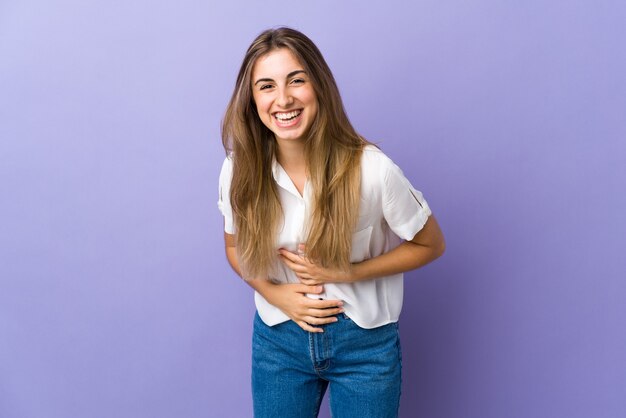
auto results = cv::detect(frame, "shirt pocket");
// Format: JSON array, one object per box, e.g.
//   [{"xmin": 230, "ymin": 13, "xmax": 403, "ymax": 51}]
[{"xmin": 350, "ymin": 226, "xmax": 373, "ymax": 263}]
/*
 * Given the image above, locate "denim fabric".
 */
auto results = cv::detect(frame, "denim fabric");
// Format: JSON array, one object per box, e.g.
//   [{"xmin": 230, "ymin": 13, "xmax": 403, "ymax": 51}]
[{"xmin": 252, "ymin": 312, "xmax": 402, "ymax": 418}]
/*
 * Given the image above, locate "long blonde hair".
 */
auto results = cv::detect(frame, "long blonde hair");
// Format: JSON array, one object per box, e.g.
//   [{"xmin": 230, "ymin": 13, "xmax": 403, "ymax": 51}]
[{"xmin": 222, "ymin": 27, "xmax": 368, "ymax": 279}]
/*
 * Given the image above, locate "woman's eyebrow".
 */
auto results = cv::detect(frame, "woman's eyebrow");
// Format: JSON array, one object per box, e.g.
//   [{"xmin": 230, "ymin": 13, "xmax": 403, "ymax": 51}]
[
  {"xmin": 254, "ymin": 77, "xmax": 273, "ymax": 86},
  {"xmin": 287, "ymin": 70, "xmax": 306, "ymax": 78},
  {"xmin": 254, "ymin": 70, "xmax": 307, "ymax": 86}
]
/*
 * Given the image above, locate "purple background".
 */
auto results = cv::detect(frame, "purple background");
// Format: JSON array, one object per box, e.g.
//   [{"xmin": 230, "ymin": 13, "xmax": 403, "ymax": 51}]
[{"xmin": 1, "ymin": 1, "xmax": 625, "ymax": 417}]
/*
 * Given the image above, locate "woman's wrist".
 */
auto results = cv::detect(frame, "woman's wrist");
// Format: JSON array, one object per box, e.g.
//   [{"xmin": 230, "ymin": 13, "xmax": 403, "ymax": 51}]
[{"xmin": 347, "ymin": 262, "xmax": 367, "ymax": 282}]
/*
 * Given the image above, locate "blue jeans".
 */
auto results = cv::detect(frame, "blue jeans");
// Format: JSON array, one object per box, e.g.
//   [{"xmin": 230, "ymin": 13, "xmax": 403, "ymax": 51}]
[{"xmin": 252, "ymin": 311, "xmax": 402, "ymax": 418}]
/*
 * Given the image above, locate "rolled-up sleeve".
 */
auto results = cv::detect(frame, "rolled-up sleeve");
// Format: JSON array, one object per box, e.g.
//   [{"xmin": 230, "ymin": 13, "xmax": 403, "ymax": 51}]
[
  {"xmin": 218, "ymin": 156, "xmax": 235, "ymax": 234},
  {"xmin": 382, "ymin": 158, "xmax": 432, "ymax": 241}
]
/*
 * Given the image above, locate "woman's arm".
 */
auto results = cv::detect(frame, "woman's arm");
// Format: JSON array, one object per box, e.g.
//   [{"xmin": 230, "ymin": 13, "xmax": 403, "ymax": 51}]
[
  {"xmin": 224, "ymin": 232, "xmax": 344, "ymax": 332},
  {"xmin": 278, "ymin": 215, "xmax": 445, "ymax": 285}
]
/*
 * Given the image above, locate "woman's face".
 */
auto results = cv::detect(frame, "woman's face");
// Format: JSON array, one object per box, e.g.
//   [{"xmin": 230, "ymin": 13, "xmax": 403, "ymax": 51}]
[{"xmin": 251, "ymin": 48, "xmax": 318, "ymax": 145}]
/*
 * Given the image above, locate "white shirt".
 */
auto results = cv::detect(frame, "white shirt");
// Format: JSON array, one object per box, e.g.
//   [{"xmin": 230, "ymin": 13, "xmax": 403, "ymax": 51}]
[{"xmin": 218, "ymin": 145, "xmax": 432, "ymax": 329}]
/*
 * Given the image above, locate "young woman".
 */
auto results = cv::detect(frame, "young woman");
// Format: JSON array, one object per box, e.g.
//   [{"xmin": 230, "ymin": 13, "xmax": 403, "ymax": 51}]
[{"xmin": 218, "ymin": 27, "xmax": 445, "ymax": 418}]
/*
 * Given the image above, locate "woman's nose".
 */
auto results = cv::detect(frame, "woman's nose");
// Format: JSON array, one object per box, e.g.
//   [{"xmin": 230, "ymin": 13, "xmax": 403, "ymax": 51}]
[{"xmin": 276, "ymin": 88, "xmax": 294, "ymax": 107}]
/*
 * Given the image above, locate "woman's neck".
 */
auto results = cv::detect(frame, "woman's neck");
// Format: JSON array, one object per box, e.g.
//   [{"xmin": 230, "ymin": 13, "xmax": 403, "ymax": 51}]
[{"xmin": 276, "ymin": 139, "xmax": 306, "ymax": 173}]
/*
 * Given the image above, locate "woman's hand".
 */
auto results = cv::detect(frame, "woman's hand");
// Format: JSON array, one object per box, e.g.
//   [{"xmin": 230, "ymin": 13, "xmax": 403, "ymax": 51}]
[
  {"xmin": 260, "ymin": 281, "xmax": 344, "ymax": 333},
  {"xmin": 278, "ymin": 247, "xmax": 352, "ymax": 286},
  {"xmin": 278, "ymin": 216, "xmax": 445, "ymax": 285},
  {"xmin": 225, "ymin": 233, "xmax": 343, "ymax": 333}
]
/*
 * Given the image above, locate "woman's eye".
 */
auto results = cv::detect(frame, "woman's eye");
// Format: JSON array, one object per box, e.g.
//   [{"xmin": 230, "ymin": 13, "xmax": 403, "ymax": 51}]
[
  {"xmin": 259, "ymin": 84, "xmax": 273, "ymax": 90},
  {"xmin": 291, "ymin": 78, "xmax": 305, "ymax": 85}
]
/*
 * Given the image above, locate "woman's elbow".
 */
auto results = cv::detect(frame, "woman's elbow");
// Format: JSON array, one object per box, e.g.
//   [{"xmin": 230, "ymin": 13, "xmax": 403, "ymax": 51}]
[
  {"xmin": 428, "ymin": 218, "xmax": 446, "ymax": 259},
  {"xmin": 427, "ymin": 232, "xmax": 446, "ymax": 261},
  {"xmin": 434, "ymin": 238, "xmax": 446, "ymax": 259}
]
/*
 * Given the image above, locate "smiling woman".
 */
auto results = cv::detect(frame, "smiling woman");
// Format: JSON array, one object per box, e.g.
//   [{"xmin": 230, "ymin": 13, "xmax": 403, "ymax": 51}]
[
  {"xmin": 218, "ymin": 27, "xmax": 445, "ymax": 418},
  {"xmin": 251, "ymin": 49, "xmax": 319, "ymax": 157}
]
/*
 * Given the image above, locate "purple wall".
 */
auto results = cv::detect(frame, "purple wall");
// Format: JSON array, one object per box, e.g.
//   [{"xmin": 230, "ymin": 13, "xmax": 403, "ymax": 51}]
[{"xmin": 1, "ymin": 1, "xmax": 625, "ymax": 417}]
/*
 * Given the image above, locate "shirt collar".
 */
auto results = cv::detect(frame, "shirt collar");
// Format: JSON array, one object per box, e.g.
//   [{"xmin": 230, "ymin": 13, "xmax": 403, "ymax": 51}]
[{"xmin": 272, "ymin": 158, "xmax": 304, "ymax": 199}]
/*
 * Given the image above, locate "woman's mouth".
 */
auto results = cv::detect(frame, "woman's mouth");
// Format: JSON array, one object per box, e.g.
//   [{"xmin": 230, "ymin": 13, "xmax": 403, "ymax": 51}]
[{"xmin": 273, "ymin": 110, "xmax": 302, "ymax": 127}]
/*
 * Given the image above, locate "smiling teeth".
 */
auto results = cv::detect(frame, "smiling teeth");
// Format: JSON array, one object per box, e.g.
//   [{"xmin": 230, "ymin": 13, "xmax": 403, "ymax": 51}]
[{"xmin": 275, "ymin": 110, "xmax": 301, "ymax": 121}]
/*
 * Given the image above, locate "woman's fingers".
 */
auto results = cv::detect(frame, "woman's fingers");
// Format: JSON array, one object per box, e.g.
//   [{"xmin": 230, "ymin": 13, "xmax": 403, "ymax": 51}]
[
  {"xmin": 308, "ymin": 306, "xmax": 344, "ymax": 318},
  {"xmin": 297, "ymin": 321, "xmax": 323, "ymax": 333},
  {"xmin": 298, "ymin": 277, "xmax": 319, "ymax": 285},
  {"xmin": 271, "ymin": 282, "xmax": 345, "ymax": 332},
  {"xmin": 296, "ymin": 313, "xmax": 340, "ymax": 333},
  {"xmin": 299, "ymin": 298, "xmax": 344, "ymax": 312},
  {"xmin": 279, "ymin": 249, "xmax": 315, "ymax": 274},
  {"xmin": 281, "ymin": 259, "xmax": 310, "ymax": 277},
  {"xmin": 278, "ymin": 249, "xmax": 304, "ymax": 265},
  {"xmin": 303, "ymin": 314, "xmax": 339, "ymax": 325},
  {"xmin": 294, "ymin": 301, "xmax": 344, "ymax": 332},
  {"xmin": 310, "ymin": 298, "xmax": 344, "ymax": 310},
  {"xmin": 279, "ymin": 250, "xmax": 336, "ymax": 285},
  {"xmin": 294, "ymin": 283, "xmax": 323, "ymax": 294}
]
